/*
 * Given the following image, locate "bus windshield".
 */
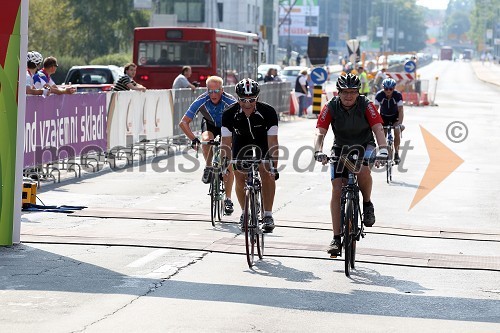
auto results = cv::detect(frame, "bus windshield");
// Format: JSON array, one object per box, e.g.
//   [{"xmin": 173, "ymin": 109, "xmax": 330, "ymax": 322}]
[{"xmin": 137, "ymin": 41, "xmax": 211, "ymax": 66}]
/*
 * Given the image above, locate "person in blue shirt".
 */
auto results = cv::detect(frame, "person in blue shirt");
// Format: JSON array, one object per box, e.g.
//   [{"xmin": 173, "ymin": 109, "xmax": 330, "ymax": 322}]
[
  {"xmin": 179, "ymin": 76, "xmax": 237, "ymax": 214},
  {"xmin": 373, "ymin": 78, "xmax": 405, "ymax": 164}
]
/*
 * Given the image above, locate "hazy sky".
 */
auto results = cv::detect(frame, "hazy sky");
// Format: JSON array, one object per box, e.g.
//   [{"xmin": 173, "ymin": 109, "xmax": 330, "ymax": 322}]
[{"xmin": 416, "ymin": 0, "xmax": 449, "ymax": 10}]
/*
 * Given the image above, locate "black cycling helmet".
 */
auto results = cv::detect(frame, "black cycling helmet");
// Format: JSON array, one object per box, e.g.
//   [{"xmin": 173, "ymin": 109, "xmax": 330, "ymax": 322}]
[
  {"xmin": 336, "ymin": 73, "xmax": 361, "ymax": 91},
  {"xmin": 382, "ymin": 78, "xmax": 397, "ymax": 89},
  {"xmin": 235, "ymin": 78, "xmax": 260, "ymax": 97}
]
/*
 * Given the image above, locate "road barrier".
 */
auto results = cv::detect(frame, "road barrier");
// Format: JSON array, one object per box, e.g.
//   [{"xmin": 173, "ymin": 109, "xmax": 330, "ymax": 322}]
[{"xmin": 23, "ymin": 82, "xmax": 291, "ymax": 183}]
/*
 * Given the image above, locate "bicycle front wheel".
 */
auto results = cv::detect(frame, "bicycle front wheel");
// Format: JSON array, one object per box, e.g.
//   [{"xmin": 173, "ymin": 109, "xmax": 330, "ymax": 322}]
[
  {"xmin": 217, "ymin": 172, "xmax": 224, "ymax": 221},
  {"xmin": 343, "ymin": 198, "xmax": 355, "ymax": 277},
  {"xmin": 244, "ymin": 189, "xmax": 256, "ymax": 267},
  {"xmin": 210, "ymin": 176, "xmax": 218, "ymax": 227},
  {"xmin": 255, "ymin": 190, "xmax": 264, "ymax": 259},
  {"xmin": 386, "ymin": 145, "xmax": 393, "ymax": 184},
  {"xmin": 350, "ymin": 201, "xmax": 359, "ymax": 269}
]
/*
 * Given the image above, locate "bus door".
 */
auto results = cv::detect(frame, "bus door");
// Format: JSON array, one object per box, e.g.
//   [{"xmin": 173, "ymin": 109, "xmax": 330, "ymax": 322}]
[{"xmin": 218, "ymin": 43, "xmax": 228, "ymax": 84}]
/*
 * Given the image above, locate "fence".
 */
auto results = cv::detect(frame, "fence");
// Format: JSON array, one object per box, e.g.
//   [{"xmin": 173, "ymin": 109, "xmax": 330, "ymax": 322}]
[{"xmin": 23, "ymin": 82, "xmax": 291, "ymax": 182}]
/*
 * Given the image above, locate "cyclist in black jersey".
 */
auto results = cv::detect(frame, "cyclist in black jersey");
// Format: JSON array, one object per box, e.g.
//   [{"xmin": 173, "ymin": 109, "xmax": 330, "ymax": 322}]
[
  {"xmin": 221, "ymin": 79, "xmax": 279, "ymax": 233},
  {"xmin": 373, "ymin": 78, "xmax": 405, "ymax": 164}
]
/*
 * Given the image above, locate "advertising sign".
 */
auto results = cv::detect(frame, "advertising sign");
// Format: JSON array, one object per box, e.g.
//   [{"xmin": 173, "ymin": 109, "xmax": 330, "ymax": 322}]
[{"xmin": 279, "ymin": 0, "xmax": 319, "ymax": 37}]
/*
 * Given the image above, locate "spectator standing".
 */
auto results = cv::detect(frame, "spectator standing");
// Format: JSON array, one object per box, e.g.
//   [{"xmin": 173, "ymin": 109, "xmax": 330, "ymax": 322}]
[
  {"xmin": 26, "ymin": 51, "xmax": 49, "ymax": 96},
  {"xmin": 358, "ymin": 66, "xmax": 370, "ymax": 96},
  {"xmin": 33, "ymin": 56, "xmax": 76, "ymax": 95},
  {"xmin": 294, "ymin": 69, "xmax": 309, "ymax": 117},
  {"xmin": 113, "ymin": 63, "xmax": 147, "ymax": 92},
  {"xmin": 172, "ymin": 66, "xmax": 197, "ymax": 91},
  {"xmin": 272, "ymin": 68, "xmax": 281, "ymax": 82},
  {"xmin": 373, "ymin": 67, "xmax": 387, "ymax": 92},
  {"xmin": 263, "ymin": 68, "xmax": 276, "ymax": 83}
]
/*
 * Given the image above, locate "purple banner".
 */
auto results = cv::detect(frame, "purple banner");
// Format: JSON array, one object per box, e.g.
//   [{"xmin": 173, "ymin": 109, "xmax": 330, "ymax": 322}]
[{"xmin": 24, "ymin": 93, "xmax": 107, "ymax": 168}]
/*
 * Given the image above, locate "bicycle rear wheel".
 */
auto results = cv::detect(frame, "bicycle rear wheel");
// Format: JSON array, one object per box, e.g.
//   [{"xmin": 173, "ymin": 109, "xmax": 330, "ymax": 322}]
[
  {"xmin": 343, "ymin": 198, "xmax": 354, "ymax": 277},
  {"xmin": 244, "ymin": 189, "xmax": 256, "ymax": 267}
]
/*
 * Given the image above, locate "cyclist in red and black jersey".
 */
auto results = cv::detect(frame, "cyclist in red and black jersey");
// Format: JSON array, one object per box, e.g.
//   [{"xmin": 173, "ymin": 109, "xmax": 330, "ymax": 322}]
[
  {"xmin": 314, "ymin": 73, "xmax": 388, "ymax": 256},
  {"xmin": 221, "ymin": 79, "xmax": 279, "ymax": 233}
]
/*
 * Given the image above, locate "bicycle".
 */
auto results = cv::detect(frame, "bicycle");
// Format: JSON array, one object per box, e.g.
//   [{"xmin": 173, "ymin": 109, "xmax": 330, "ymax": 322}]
[
  {"xmin": 228, "ymin": 159, "xmax": 269, "ymax": 268},
  {"xmin": 198, "ymin": 136, "xmax": 225, "ymax": 227},
  {"xmin": 382, "ymin": 125, "xmax": 402, "ymax": 184},
  {"xmin": 328, "ymin": 154, "xmax": 366, "ymax": 277}
]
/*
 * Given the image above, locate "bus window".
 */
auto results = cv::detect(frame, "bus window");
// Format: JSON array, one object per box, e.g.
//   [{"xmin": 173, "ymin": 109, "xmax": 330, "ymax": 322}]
[
  {"xmin": 137, "ymin": 41, "xmax": 212, "ymax": 66},
  {"xmin": 134, "ymin": 27, "xmax": 258, "ymax": 89}
]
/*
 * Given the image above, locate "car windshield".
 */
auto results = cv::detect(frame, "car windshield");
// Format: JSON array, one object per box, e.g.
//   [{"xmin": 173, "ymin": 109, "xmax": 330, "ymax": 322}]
[
  {"xmin": 282, "ymin": 69, "xmax": 300, "ymax": 76},
  {"xmin": 66, "ymin": 68, "xmax": 115, "ymax": 84}
]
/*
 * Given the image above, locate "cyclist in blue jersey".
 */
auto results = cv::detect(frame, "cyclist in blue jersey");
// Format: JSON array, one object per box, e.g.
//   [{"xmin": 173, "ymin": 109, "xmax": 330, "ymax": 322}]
[
  {"xmin": 373, "ymin": 78, "xmax": 404, "ymax": 164},
  {"xmin": 179, "ymin": 76, "xmax": 237, "ymax": 214}
]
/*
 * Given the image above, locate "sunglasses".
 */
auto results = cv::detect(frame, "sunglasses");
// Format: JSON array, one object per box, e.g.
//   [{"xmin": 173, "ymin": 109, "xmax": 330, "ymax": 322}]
[
  {"xmin": 207, "ymin": 89, "xmax": 221, "ymax": 94},
  {"xmin": 341, "ymin": 90, "xmax": 359, "ymax": 96},
  {"xmin": 238, "ymin": 97, "xmax": 258, "ymax": 103},
  {"xmin": 384, "ymin": 88, "xmax": 394, "ymax": 91}
]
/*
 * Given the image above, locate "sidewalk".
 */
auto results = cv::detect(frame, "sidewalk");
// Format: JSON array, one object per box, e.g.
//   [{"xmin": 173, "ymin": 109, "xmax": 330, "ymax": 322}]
[{"xmin": 470, "ymin": 61, "xmax": 500, "ymax": 86}]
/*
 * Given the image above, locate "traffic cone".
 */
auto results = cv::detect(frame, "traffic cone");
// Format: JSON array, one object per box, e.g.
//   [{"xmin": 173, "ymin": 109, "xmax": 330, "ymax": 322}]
[
  {"xmin": 289, "ymin": 91, "xmax": 299, "ymax": 116},
  {"xmin": 420, "ymin": 92, "xmax": 430, "ymax": 106},
  {"xmin": 403, "ymin": 92, "xmax": 420, "ymax": 106}
]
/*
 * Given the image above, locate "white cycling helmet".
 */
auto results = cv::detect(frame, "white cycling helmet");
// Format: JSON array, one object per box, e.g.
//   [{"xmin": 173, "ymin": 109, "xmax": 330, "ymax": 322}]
[{"xmin": 27, "ymin": 51, "xmax": 43, "ymax": 66}]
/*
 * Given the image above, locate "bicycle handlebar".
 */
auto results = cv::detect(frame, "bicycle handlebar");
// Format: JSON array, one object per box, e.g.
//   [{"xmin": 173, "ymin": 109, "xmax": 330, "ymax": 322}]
[
  {"xmin": 382, "ymin": 125, "xmax": 402, "ymax": 130},
  {"xmin": 199, "ymin": 139, "xmax": 221, "ymax": 146}
]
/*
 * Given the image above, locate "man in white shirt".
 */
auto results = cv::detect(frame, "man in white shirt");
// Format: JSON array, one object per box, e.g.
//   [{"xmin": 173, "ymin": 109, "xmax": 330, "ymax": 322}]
[{"xmin": 172, "ymin": 66, "xmax": 197, "ymax": 91}]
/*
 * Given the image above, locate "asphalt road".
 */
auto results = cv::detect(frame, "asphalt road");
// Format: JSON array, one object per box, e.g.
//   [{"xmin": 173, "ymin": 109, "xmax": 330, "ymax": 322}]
[{"xmin": 2, "ymin": 60, "xmax": 500, "ymax": 332}]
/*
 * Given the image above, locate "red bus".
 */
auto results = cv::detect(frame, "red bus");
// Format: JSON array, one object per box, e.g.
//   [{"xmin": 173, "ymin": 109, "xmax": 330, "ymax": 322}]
[
  {"xmin": 440, "ymin": 46, "xmax": 453, "ymax": 61},
  {"xmin": 133, "ymin": 27, "xmax": 259, "ymax": 89}
]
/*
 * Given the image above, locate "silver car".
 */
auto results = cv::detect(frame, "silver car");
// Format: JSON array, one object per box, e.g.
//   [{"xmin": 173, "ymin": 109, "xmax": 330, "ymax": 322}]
[{"xmin": 279, "ymin": 65, "xmax": 308, "ymax": 89}]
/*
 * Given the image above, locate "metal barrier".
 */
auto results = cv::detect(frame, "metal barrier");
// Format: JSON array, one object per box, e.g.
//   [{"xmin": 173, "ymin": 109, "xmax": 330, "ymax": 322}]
[{"xmin": 23, "ymin": 83, "xmax": 291, "ymax": 184}]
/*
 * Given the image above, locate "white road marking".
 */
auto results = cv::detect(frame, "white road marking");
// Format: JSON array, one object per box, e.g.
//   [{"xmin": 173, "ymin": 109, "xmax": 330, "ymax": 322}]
[{"xmin": 126, "ymin": 249, "xmax": 170, "ymax": 268}]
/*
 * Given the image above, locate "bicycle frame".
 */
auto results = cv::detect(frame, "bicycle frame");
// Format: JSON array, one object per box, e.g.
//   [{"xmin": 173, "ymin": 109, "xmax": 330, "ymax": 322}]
[
  {"xmin": 328, "ymin": 154, "xmax": 364, "ymax": 277},
  {"xmin": 383, "ymin": 125, "xmax": 399, "ymax": 184},
  {"xmin": 199, "ymin": 137, "xmax": 225, "ymax": 226},
  {"xmin": 229, "ymin": 159, "xmax": 268, "ymax": 267}
]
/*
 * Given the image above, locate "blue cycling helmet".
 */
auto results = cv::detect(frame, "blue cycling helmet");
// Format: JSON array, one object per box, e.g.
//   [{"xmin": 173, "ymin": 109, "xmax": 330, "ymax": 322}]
[{"xmin": 382, "ymin": 78, "xmax": 397, "ymax": 89}]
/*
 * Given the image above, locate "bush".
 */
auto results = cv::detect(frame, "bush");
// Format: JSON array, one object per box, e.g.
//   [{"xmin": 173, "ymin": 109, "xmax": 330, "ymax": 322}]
[{"xmin": 90, "ymin": 53, "xmax": 132, "ymax": 67}]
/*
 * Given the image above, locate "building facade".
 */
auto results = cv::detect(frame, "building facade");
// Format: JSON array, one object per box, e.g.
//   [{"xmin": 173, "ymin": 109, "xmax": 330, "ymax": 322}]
[{"xmin": 150, "ymin": 0, "xmax": 280, "ymax": 64}]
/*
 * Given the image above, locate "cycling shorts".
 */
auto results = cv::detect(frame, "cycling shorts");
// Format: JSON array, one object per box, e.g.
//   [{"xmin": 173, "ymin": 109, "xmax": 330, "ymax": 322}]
[
  {"xmin": 330, "ymin": 145, "xmax": 375, "ymax": 180},
  {"xmin": 201, "ymin": 118, "xmax": 221, "ymax": 138},
  {"xmin": 381, "ymin": 115, "xmax": 398, "ymax": 127}
]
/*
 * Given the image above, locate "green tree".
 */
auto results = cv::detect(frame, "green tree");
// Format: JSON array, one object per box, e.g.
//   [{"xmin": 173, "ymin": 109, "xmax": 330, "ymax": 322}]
[
  {"xmin": 443, "ymin": 0, "xmax": 473, "ymax": 42},
  {"xmin": 28, "ymin": 0, "xmax": 80, "ymax": 58},
  {"xmin": 68, "ymin": 0, "xmax": 150, "ymax": 62},
  {"xmin": 470, "ymin": 0, "xmax": 500, "ymax": 51},
  {"xmin": 28, "ymin": 0, "xmax": 149, "ymax": 63},
  {"xmin": 369, "ymin": 0, "xmax": 428, "ymax": 52}
]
